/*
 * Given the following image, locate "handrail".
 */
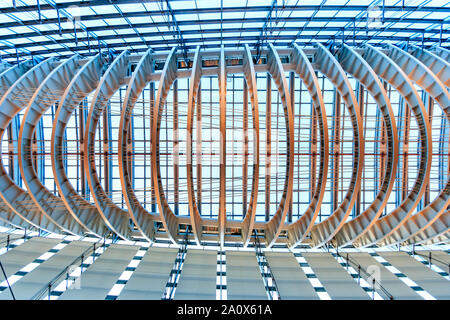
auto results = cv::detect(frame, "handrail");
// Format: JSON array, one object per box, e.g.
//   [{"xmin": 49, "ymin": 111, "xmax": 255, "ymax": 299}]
[
  {"xmin": 0, "ymin": 259, "xmax": 15, "ymax": 300},
  {"xmin": 335, "ymin": 249, "xmax": 394, "ymax": 300},
  {"xmin": 0, "ymin": 229, "xmax": 33, "ymax": 248},
  {"xmin": 412, "ymin": 250, "xmax": 450, "ymax": 272},
  {"xmin": 0, "ymin": 235, "xmax": 27, "ymax": 247},
  {"xmin": 253, "ymin": 229, "xmax": 281, "ymax": 300},
  {"xmin": 31, "ymin": 239, "xmax": 105, "ymax": 300},
  {"xmin": 162, "ymin": 226, "xmax": 189, "ymax": 300}
]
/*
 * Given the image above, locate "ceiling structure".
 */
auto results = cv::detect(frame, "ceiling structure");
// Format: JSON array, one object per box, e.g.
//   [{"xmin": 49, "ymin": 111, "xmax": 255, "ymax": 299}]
[
  {"xmin": 0, "ymin": 0, "xmax": 447, "ymax": 250},
  {"xmin": 0, "ymin": 0, "xmax": 450, "ymax": 304},
  {"xmin": 0, "ymin": 43, "xmax": 448, "ymax": 248},
  {"xmin": 0, "ymin": 0, "xmax": 448, "ymax": 62}
]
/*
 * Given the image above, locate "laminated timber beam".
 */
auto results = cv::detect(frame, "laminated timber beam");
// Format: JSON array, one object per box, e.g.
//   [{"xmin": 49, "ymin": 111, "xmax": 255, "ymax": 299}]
[
  {"xmin": 4, "ymin": 121, "xmax": 20, "ymax": 227},
  {"xmin": 286, "ymin": 43, "xmax": 329, "ymax": 248},
  {"xmin": 378, "ymin": 45, "xmax": 450, "ymax": 246},
  {"xmin": 263, "ymin": 43, "xmax": 294, "ymax": 248},
  {"xmin": 265, "ymin": 74, "xmax": 271, "ymax": 223},
  {"xmin": 0, "ymin": 58, "xmax": 63, "ymax": 233},
  {"xmin": 18, "ymin": 54, "xmax": 86, "ymax": 235},
  {"xmin": 118, "ymin": 48, "xmax": 157, "ymax": 243},
  {"xmin": 79, "ymin": 98, "xmax": 86, "ymax": 198},
  {"xmin": 355, "ymin": 81, "xmax": 364, "ymax": 218},
  {"xmin": 379, "ymin": 81, "xmax": 389, "ymax": 192},
  {"xmin": 309, "ymin": 43, "xmax": 364, "ymax": 248},
  {"xmin": 186, "ymin": 46, "xmax": 204, "ymax": 245},
  {"xmin": 424, "ymin": 95, "xmax": 434, "ymax": 207},
  {"xmin": 127, "ymin": 121, "xmax": 134, "ymax": 189},
  {"xmin": 173, "ymin": 79, "xmax": 179, "ymax": 216},
  {"xmin": 332, "ymin": 44, "xmax": 399, "ymax": 247},
  {"xmin": 6, "ymin": 122, "xmax": 17, "ymax": 183},
  {"xmin": 310, "ymin": 105, "xmax": 318, "ymax": 200},
  {"xmin": 218, "ymin": 46, "xmax": 227, "ymax": 247},
  {"xmin": 196, "ymin": 83, "xmax": 202, "ymax": 215},
  {"xmin": 240, "ymin": 44, "xmax": 260, "ymax": 247},
  {"xmin": 353, "ymin": 44, "xmax": 432, "ymax": 248},
  {"xmin": 84, "ymin": 50, "xmax": 133, "ymax": 240},
  {"xmin": 331, "ymin": 89, "xmax": 341, "ymax": 213},
  {"xmin": 102, "ymin": 102, "xmax": 111, "ymax": 196},
  {"xmin": 401, "ymin": 101, "xmax": 411, "ymax": 202},
  {"xmin": 150, "ymin": 82, "xmax": 156, "ymax": 213},
  {"xmin": 51, "ymin": 54, "xmax": 107, "ymax": 237},
  {"xmin": 242, "ymin": 77, "xmax": 248, "ymax": 219},
  {"xmin": 152, "ymin": 47, "xmax": 179, "ymax": 244},
  {"xmin": 288, "ymin": 71, "xmax": 295, "ymax": 223}
]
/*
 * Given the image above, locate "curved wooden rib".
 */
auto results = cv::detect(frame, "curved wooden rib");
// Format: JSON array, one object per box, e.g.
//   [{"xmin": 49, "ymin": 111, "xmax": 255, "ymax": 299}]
[
  {"xmin": 398, "ymin": 46, "xmax": 450, "ymax": 246},
  {"xmin": 240, "ymin": 44, "xmax": 261, "ymax": 247},
  {"xmin": 396, "ymin": 196, "xmax": 450, "ymax": 245},
  {"xmin": 151, "ymin": 47, "xmax": 179, "ymax": 244},
  {"xmin": 309, "ymin": 43, "xmax": 364, "ymax": 248},
  {"xmin": 376, "ymin": 45, "xmax": 450, "ymax": 246},
  {"xmin": 353, "ymin": 44, "xmax": 432, "ymax": 248},
  {"xmin": 0, "ymin": 61, "xmax": 35, "ymax": 229},
  {"xmin": 332, "ymin": 44, "xmax": 399, "ymax": 247},
  {"xmin": 418, "ymin": 230, "xmax": 449, "ymax": 245},
  {"xmin": 407, "ymin": 219, "xmax": 450, "ymax": 245},
  {"xmin": 286, "ymin": 43, "xmax": 329, "ymax": 247},
  {"xmin": 409, "ymin": 47, "xmax": 450, "ymax": 88},
  {"xmin": 0, "ymin": 61, "xmax": 33, "ymax": 97},
  {"xmin": 264, "ymin": 43, "xmax": 294, "ymax": 247},
  {"xmin": 431, "ymin": 231, "xmax": 450, "ymax": 244},
  {"xmin": 434, "ymin": 47, "xmax": 450, "ymax": 63},
  {"xmin": 0, "ymin": 58, "xmax": 62, "ymax": 233},
  {"xmin": 0, "ymin": 62, "xmax": 10, "ymax": 75},
  {"xmin": 51, "ymin": 54, "xmax": 107, "ymax": 237},
  {"xmin": 186, "ymin": 46, "xmax": 204, "ymax": 244},
  {"xmin": 404, "ymin": 46, "xmax": 450, "ymax": 245},
  {"xmin": 84, "ymin": 50, "xmax": 132, "ymax": 240},
  {"xmin": 118, "ymin": 48, "xmax": 156, "ymax": 242},
  {"xmin": 18, "ymin": 55, "xmax": 86, "ymax": 235},
  {"xmin": 218, "ymin": 46, "xmax": 227, "ymax": 247}
]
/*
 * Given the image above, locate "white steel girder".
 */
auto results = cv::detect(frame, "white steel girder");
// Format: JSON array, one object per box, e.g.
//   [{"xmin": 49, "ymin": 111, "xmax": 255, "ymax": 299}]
[
  {"xmin": 0, "ymin": 61, "xmax": 35, "ymax": 230},
  {"xmin": 240, "ymin": 44, "xmax": 261, "ymax": 247},
  {"xmin": 263, "ymin": 43, "xmax": 295, "ymax": 248},
  {"xmin": 286, "ymin": 43, "xmax": 329, "ymax": 248},
  {"xmin": 151, "ymin": 47, "xmax": 179, "ymax": 244},
  {"xmin": 332, "ymin": 44, "xmax": 399, "ymax": 247},
  {"xmin": 376, "ymin": 45, "xmax": 450, "ymax": 247},
  {"xmin": 18, "ymin": 55, "xmax": 86, "ymax": 236},
  {"xmin": 84, "ymin": 50, "xmax": 133, "ymax": 240},
  {"xmin": 186, "ymin": 46, "xmax": 205, "ymax": 245},
  {"xmin": 353, "ymin": 44, "xmax": 433, "ymax": 248},
  {"xmin": 118, "ymin": 48, "xmax": 157, "ymax": 243},
  {"xmin": 309, "ymin": 43, "xmax": 365, "ymax": 248},
  {"xmin": 51, "ymin": 54, "xmax": 108, "ymax": 237},
  {"xmin": 0, "ymin": 58, "xmax": 63, "ymax": 233}
]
